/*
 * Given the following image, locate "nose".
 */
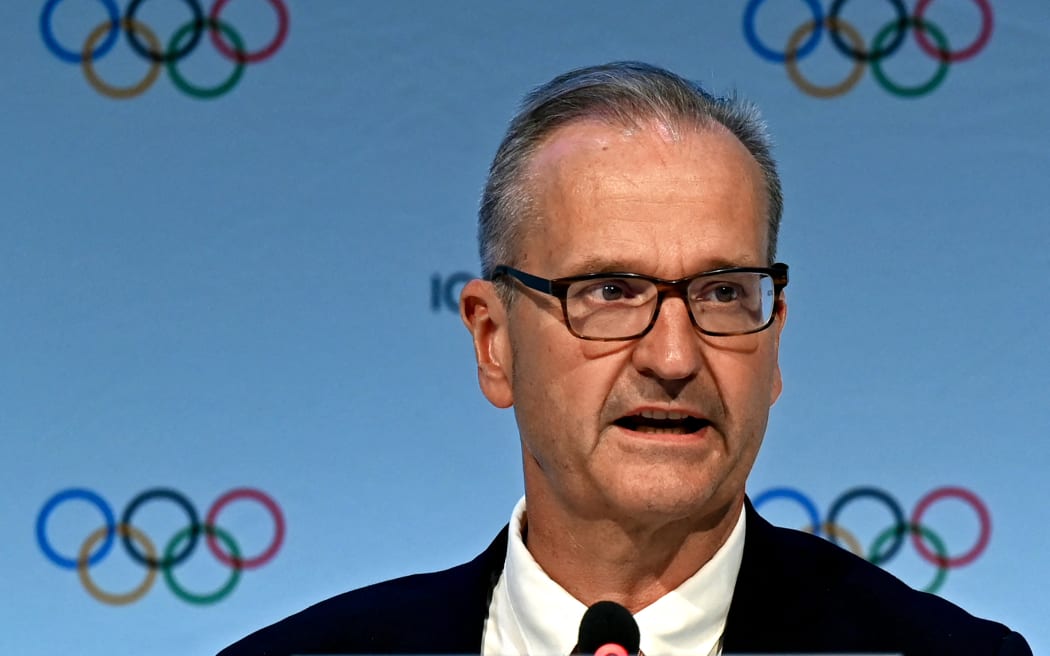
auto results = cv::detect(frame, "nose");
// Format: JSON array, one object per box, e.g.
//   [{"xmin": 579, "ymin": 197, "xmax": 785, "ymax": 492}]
[{"xmin": 630, "ymin": 296, "xmax": 704, "ymax": 389}]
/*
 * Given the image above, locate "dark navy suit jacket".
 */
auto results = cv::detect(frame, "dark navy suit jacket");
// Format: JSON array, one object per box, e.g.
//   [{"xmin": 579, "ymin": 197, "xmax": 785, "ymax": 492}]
[{"xmin": 219, "ymin": 501, "xmax": 1031, "ymax": 655}]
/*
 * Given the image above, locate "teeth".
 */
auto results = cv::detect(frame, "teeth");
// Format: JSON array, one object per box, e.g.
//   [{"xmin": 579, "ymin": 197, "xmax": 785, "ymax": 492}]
[
  {"xmin": 636, "ymin": 426, "xmax": 687, "ymax": 434},
  {"xmin": 639, "ymin": 409, "xmax": 689, "ymax": 420}
]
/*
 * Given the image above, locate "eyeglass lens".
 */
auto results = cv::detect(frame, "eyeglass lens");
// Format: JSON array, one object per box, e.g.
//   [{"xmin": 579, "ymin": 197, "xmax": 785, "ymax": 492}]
[{"xmin": 564, "ymin": 272, "xmax": 775, "ymax": 338}]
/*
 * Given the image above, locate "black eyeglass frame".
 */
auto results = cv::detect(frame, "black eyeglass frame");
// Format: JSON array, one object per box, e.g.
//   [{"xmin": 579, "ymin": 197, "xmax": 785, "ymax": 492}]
[{"xmin": 489, "ymin": 263, "xmax": 789, "ymax": 341}]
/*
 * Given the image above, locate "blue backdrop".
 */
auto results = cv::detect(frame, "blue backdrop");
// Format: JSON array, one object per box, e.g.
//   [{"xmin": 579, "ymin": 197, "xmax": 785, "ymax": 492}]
[{"xmin": 3, "ymin": 2, "xmax": 1047, "ymax": 654}]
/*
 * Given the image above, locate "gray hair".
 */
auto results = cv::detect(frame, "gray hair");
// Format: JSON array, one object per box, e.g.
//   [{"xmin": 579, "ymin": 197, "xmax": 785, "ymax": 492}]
[{"xmin": 477, "ymin": 61, "xmax": 783, "ymax": 281}]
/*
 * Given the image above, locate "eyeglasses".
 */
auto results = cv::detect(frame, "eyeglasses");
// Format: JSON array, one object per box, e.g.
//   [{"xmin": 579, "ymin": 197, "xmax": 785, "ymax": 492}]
[{"xmin": 490, "ymin": 263, "xmax": 788, "ymax": 341}]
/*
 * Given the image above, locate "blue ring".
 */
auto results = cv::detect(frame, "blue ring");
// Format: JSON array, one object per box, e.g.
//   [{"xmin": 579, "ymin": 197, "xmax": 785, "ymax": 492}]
[
  {"xmin": 40, "ymin": 0, "xmax": 120, "ymax": 64},
  {"xmin": 120, "ymin": 487, "xmax": 200, "ymax": 569},
  {"xmin": 743, "ymin": 0, "xmax": 824, "ymax": 64},
  {"xmin": 826, "ymin": 486, "xmax": 906, "ymax": 564},
  {"xmin": 125, "ymin": 0, "xmax": 205, "ymax": 64},
  {"xmin": 828, "ymin": 0, "xmax": 908, "ymax": 63},
  {"xmin": 752, "ymin": 487, "xmax": 822, "ymax": 537},
  {"xmin": 36, "ymin": 488, "xmax": 115, "ymax": 569}
]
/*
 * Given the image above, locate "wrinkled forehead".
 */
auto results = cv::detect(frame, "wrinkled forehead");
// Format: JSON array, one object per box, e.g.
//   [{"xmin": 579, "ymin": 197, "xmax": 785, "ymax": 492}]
[{"xmin": 516, "ymin": 117, "xmax": 770, "ymax": 271}]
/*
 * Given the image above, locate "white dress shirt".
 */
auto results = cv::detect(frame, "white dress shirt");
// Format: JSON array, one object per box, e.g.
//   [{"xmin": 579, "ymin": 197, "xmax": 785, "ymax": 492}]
[{"xmin": 483, "ymin": 496, "xmax": 746, "ymax": 656}]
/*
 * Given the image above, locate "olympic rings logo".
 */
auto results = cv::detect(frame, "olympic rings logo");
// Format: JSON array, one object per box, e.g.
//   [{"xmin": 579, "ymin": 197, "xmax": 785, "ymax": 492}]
[
  {"xmin": 743, "ymin": 0, "xmax": 993, "ymax": 98},
  {"xmin": 40, "ymin": 0, "xmax": 289, "ymax": 100},
  {"xmin": 36, "ymin": 487, "xmax": 285, "ymax": 605},
  {"xmin": 753, "ymin": 486, "xmax": 990, "ymax": 594}
]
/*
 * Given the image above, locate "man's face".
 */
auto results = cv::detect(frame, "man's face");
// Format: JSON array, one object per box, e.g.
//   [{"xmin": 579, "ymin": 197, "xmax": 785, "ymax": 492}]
[{"xmin": 466, "ymin": 119, "xmax": 784, "ymax": 531}]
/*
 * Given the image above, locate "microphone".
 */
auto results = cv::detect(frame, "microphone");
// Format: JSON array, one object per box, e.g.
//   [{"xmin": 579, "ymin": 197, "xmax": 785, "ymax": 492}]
[{"xmin": 573, "ymin": 600, "xmax": 640, "ymax": 656}]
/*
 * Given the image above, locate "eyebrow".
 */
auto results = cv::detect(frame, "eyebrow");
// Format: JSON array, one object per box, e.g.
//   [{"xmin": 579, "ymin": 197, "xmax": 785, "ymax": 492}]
[{"xmin": 562, "ymin": 255, "xmax": 758, "ymax": 277}]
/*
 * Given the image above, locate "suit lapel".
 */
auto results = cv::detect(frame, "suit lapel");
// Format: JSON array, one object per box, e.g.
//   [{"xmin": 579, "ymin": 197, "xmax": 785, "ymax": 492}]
[{"xmin": 723, "ymin": 498, "xmax": 810, "ymax": 654}]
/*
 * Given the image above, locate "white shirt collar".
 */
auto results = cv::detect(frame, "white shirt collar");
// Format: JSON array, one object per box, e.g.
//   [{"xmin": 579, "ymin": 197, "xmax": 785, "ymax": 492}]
[{"xmin": 483, "ymin": 496, "xmax": 746, "ymax": 656}]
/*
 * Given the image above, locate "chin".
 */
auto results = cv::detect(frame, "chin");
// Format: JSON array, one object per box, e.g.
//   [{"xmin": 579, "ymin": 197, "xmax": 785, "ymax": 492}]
[{"xmin": 604, "ymin": 473, "xmax": 733, "ymax": 525}]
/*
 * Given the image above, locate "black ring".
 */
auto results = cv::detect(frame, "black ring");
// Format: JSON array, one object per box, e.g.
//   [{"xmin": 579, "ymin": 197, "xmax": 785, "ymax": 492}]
[
  {"xmin": 125, "ymin": 0, "xmax": 204, "ymax": 64},
  {"xmin": 120, "ymin": 487, "xmax": 200, "ymax": 569},
  {"xmin": 828, "ymin": 0, "xmax": 908, "ymax": 62},
  {"xmin": 825, "ymin": 486, "xmax": 906, "ymax": 564}
]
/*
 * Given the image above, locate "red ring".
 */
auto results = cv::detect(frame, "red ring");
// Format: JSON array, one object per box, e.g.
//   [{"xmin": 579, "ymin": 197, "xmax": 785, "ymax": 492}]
[
  {"xmin": 206, "ymin": 487, "xmax": 285, "ymax": 569},
  {"xmin": 208, "ymin": 0, "xmax": 289, "ymax": 64},
  {"xmin": 910, "ymin": 486, "xmax": 990, "ymax": 568},
  {"xmin": 914, "ymin": 0, "xmax": 992, "ymax": 62}
]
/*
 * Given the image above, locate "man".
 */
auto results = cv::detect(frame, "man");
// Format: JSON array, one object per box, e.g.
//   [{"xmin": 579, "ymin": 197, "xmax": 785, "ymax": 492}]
[{"xmin": 220, "ymin": 62, "xmax": 1030, "ymax": 655}]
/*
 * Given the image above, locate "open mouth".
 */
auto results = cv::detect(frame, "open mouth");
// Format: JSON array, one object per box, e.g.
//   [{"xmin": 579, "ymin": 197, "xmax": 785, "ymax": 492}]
[{"xmin": 613, "ymin": 410, "xmax": 710, "ymax": 435}]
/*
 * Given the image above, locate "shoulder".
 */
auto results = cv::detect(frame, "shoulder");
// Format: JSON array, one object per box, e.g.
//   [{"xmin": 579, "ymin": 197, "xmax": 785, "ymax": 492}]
[
  {"xmin": 217, "ymin": 528, "xmax": 508, "ymax": 656},
  {"xmin": 725, "ymin": 502, "xmax": 1031, "ymax": 655}
]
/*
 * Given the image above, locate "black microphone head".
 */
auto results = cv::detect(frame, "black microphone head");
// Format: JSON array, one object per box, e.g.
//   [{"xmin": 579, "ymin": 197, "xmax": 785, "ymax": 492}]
[{"xmin": 576, "ymin": 600, "xmax": 640, "ymax": 655}]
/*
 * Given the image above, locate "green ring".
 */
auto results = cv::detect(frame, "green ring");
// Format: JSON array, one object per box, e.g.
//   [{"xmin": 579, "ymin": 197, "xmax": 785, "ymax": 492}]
[
  {"xmin": 162, "ymin": 524, "xmax": 241, "ymax": 605},
  {"xmin": 871, "ymin": 17, "xmax": 950, "ymax": 99},
  {"xmin": 166, "ymin": 19, "xmax": 245, "ymax": 99},
  {"xmin": 870, "ymin": 523, "xmax": 948, "ymax": 594}
]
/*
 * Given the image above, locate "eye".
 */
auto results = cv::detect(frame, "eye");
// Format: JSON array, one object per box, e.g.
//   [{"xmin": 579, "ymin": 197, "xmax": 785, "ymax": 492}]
[
  {"xmin": 712, "ymin": 284, "xmax": 740, "ymax": 302},
  {"xmin": 570, "ymin": 277, "xmax": 650, "ymax": 305},
  {"xmin": 599, "ymin": 282, "xmax": 629, "ymax": 301},
  {"xmin": 695, "ymin": 281, "xmax": 746, "ymax": 304}
]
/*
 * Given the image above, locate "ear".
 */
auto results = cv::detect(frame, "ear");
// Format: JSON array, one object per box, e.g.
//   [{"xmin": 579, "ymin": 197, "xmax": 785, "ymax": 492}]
[
  {"xmin": 769, "ymin": 292, "xmax": 787, "ymax": 405},
  {"xmin": 460, "ymin": 279, "xmax": 514, "ymax": 408}
]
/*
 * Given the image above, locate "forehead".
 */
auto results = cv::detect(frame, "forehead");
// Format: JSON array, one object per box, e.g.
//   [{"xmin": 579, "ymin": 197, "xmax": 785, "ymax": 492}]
[{"xmin": 521, "ymin": 118, "xmax": 769, "ymax": 275}]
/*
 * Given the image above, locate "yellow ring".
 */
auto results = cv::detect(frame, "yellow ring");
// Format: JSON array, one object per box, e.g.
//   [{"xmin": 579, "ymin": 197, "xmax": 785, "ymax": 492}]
[
  {"xmin": 801, "ymin": 522, "xmax": 864, "ymax": 557},
  {"xmin": 81, "ymin": 18, "xmax": 162, "ymax": 100},
  {"xmin": 77, "ymin": 523, "xmax": 157, "ymax": 605},
  {"xmin": 785, "ymin": 18, "xmax": 866, "ymax": 99},
  {"xmin": 821, "ymin": 521, "xmax": 864, "ymax": 557}
]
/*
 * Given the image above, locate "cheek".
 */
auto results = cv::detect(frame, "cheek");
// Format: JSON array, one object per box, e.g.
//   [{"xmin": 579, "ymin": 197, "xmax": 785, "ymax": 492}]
[
  {"xmin": 511, "ymin": 337, "xmax": 629, "ymax": 444},
  {"xmin": 520, "ymin": 330, "xmax": 629, "ymax": 395},
  {"xmin": 706, "ymin": 340, "xmax": 780, "ymax": 416},
  {"xmin": 547, "ymin": 344, "xmax": 633, "ymax": 424}
]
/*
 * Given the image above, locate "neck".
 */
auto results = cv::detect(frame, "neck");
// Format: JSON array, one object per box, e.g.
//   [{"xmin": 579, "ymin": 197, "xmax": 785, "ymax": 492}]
[{"xmin": 522, "ymin": 493, "xmax": 745, "ymax": 613}]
